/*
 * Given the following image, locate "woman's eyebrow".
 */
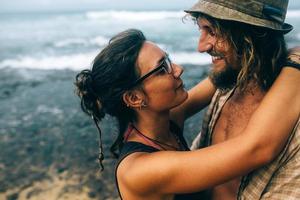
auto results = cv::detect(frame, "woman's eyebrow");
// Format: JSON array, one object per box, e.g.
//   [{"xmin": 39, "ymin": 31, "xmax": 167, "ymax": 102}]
[{"xmin": 156, "ymin": 52, "xmax": 167, "ymax": 66}]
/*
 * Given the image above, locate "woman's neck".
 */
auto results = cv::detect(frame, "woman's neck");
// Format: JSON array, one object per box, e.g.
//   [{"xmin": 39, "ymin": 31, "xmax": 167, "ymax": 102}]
[{"xmin": 133, "ymin": 111, "xmax": 171, "ymax": 142}]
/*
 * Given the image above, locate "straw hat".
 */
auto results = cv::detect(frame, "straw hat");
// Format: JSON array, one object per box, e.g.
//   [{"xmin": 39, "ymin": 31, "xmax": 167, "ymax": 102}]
[{"xmin": 185, "ymin": 0, "xmax": 293, "ymax": 34}]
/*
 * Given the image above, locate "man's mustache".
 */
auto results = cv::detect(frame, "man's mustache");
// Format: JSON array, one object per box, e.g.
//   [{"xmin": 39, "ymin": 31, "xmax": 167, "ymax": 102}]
[{"xmin": 207, "ymin": 49, "xmax": 225, "ymax": 58}]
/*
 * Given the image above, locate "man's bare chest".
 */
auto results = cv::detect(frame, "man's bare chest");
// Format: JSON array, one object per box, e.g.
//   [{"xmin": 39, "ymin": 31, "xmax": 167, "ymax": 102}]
[{"xmin": 212, "ymin": 94, "xmax": 263, "ymax": 144}]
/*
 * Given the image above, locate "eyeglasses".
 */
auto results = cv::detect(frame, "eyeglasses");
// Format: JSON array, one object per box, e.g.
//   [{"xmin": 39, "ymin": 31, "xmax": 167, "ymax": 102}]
[{"xmin": 128, "ymin": 55, "xmax": 173, "ymax": 88}]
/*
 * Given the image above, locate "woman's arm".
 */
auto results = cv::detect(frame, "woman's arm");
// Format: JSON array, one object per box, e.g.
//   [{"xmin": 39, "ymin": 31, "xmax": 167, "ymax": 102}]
[
  {"xmin": 170, "ymin": 77, "xmax": 216, "ymax": 128},
  {"xmin": 118, "ymin": 67, "xmax": 300, "ymax": 195}
]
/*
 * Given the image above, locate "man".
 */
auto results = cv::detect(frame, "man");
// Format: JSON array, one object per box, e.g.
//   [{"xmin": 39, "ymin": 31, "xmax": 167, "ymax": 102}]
[{"xmin": 185, "ymin": 0, "xmax": 300, "ymax": 199}]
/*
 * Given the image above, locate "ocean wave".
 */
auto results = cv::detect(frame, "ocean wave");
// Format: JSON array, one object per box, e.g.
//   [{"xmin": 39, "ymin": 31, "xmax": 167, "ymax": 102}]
[
  {"xmin": 90, "ymin": 36, "xmax": 109, "ymax": 46},
  {"xmin": 85, "ymin": 9, "xmax": 300, "ymax": 21},
  {"xmin": 54, "ymin": 38, "xmax": 87, "ymax": 47},
  {"xmin": 86, "ymin": 10, "xmax": 185, "ymax": 21},
  {"xmin": 54, "ymin": 36, "xmax": 109, "ymax": 48},
  {"xmin": 0, "ymin": 51, "xmax": 211, "ymax": 70},
  {"xmin": 0, "ymin": 51, "xmax": 98, "ymax": 70},
  {"xmin": 171, "ymin": 52, "xmax": 211, "ymax": 65},
  {"xmin": 287, "ymin": 9, "xmax": 300, "ymax": 18}
]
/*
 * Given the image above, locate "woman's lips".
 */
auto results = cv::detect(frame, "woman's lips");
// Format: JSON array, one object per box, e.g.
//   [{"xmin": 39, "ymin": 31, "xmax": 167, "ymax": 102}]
[{"xmin": 176, "ymin": 82, "xmax": 184, "ymax": 90}]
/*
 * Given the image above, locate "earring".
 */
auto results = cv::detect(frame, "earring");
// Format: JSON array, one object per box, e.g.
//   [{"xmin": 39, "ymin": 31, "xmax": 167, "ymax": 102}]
[
  {"xmin": 139, "ymin": 101, "xmax": 147, "ymax": 110},
  {"xmin": 141, "ymin": 101, "xmax": 147, "ymax": 107}
]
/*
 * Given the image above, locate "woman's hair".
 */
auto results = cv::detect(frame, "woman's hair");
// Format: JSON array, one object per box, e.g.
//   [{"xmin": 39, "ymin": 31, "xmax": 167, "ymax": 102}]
[
  {"xmin": 75, "ymin": 29, "xmax": 146, "ymax": 170},
  {"xmin": 191, "ymin": 13, "xmax": 287, "ymax": 91}
]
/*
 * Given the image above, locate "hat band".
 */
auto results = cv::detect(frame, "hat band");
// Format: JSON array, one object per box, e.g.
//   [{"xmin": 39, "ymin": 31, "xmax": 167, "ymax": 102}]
[{"xmin": 263, "ymin": 5, "xmax": 285, "ymax": 24}]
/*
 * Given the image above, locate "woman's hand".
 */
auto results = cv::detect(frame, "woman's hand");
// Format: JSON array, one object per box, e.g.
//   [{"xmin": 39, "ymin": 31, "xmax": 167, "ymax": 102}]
[
  {"xmin": 170, "ymin": 77, "xmax": 216, "ymax": 128},
  {"xmin": 286, "ymin": 47, "xmax": 300, "ymax": 69},
  {"xmin": 288, "ymin": 46, "xmax": 300, "ymax": 62}
]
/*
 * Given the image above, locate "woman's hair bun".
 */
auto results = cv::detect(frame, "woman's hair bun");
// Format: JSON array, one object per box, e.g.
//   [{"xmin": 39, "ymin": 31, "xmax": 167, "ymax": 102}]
[
  {"xmin": 75, "ymin": 69, "xmax": 93, "ymax": 97},
  {"xmin": 75, "ymin": 69, "xmax": 105, "ymax": 120}
]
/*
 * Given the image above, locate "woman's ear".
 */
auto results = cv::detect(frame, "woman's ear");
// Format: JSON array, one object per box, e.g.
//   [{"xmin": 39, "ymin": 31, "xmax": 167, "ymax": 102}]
[{"xmin": 123, "ymin": 90, "xmax": 145, "ymax": 109}]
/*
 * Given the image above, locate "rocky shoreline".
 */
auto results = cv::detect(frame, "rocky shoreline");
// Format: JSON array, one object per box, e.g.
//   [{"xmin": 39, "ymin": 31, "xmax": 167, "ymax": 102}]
[{"xmin": 0, "ymin": 65, "xmax": 209, "ymax": 200}]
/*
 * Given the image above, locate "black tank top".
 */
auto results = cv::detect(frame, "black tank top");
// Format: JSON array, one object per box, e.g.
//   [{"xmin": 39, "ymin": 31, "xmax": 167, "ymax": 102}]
[{"xmin": 114, "ymin": 122, "xmax": 205, "ymax": 199}]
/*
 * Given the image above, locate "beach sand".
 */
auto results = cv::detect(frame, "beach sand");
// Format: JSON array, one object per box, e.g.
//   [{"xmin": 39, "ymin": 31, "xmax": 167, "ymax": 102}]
[
  {"xmin": 0, "ymin": 169, "xmax": 120, "ymax": 200},
  {"xmin": 1, "ymin": 171, "xmax": 94, "ymax": 200}
]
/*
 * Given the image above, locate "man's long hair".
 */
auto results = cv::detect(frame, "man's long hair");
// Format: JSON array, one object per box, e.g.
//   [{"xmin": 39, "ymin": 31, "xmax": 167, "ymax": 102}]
[{"xmin": 195, "ymin": 13, "xmax": 288, "ymax": 91}]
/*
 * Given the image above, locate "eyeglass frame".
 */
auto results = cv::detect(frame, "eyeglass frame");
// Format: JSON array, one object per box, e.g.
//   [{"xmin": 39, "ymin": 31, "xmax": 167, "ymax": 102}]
[{"xmin": 127, "ymin": 54, "xmax": 173, "ymax": 89}]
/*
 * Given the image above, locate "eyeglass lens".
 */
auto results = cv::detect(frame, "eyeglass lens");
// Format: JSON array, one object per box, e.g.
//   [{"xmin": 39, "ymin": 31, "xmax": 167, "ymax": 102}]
[{"xmin": 164, "ymin": 57, "xmax": 172, "ymax": 73}]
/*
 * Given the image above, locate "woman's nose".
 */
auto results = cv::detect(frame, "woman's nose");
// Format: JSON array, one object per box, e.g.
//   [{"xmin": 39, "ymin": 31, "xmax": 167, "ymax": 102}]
[{"xmin": 172, "ymin": 63, "xmax": 183, "ymax": 78}]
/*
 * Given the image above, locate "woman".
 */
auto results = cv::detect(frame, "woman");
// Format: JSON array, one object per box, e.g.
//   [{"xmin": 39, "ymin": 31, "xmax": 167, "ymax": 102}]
[{"xmin": 75, "ymin": 29, "xmax": 300, "ymax": 199}]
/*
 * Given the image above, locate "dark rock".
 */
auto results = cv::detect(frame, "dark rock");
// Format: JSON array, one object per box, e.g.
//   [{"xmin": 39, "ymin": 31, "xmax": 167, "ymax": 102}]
[
  {"xmin": 7, "ymin": 192, "xmax": 18, "ymax": 200},
  {"xmin": 88, "ymin": 191, "xmax": 97, "ymax": 198}
]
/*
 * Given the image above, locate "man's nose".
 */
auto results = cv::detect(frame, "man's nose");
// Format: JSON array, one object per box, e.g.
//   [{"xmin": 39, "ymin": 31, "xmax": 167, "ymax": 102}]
[{"xmin": 198, "ymin": 32, "xmax": 214, "ymax": 53}]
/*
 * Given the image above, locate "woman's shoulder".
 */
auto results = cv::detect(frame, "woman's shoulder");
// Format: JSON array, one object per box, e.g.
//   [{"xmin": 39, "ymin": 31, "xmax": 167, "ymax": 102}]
[
  {"xmin": 116, "ymin": 141, "xmax": 159, "ymax": 173},
  {"xmin": 119, "ymin": 141, "xmax": 159, "ymax": 159},
  {"xmin": 115, "ymin": 142, "xmax": 160, "ymax": 196}
]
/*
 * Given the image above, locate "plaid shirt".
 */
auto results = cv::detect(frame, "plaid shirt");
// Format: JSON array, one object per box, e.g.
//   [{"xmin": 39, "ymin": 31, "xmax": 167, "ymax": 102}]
[{"xmin": 191, "ymin": 89, "xmax": 300, "ymax": 199}]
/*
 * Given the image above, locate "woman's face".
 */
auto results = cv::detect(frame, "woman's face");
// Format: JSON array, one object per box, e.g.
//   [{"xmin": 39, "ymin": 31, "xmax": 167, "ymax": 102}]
[{"xmin": 136, "ymin": 41, "xmax": 188, "ymax": 112}]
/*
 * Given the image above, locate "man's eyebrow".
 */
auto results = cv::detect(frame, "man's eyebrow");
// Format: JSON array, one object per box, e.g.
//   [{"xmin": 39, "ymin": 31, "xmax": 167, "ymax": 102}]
[
  {"xmin": 197, "ymin": 18, "xmax": 212, "ymax": 28},
  {"xmin": 199, "ymin": 22, "xmax": 211, "ymax": 29}
]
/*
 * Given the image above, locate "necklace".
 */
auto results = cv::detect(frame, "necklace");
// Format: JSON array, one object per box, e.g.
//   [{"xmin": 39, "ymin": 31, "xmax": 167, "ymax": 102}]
[{"xmin": 130, "ymin": 124, "xmax": 183, "ymax": 151}]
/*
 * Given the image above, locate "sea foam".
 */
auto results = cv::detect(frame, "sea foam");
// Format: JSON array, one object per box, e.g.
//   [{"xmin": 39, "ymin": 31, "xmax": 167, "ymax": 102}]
[
  {"xmin": 0, "ymin": 51, "xmax": 98, "ymax": 70},
  {"xmin": 287, "ymin": 9, "xmax": 300, "ymax": 18},
  {"xmin": 0, "ymin": 51, "xmax": 211, "ymax": 70},
  {"xmin": 86, "ymin": 10, "xmax": 185, "ymax": 21},
  {"xmin": 54, "ymin": 38, "xmax": 87, "ymax": 48},
  {"xmin": 171, "ymin": 52, "xmax": 211, "ymax": 66},
  {"xmin": 54, "ymin": 36, "xmax": 109, "ymax": 48},
  {"xmin": 85, "ymin": 9, "xmax": 300, "ymax": 21}
]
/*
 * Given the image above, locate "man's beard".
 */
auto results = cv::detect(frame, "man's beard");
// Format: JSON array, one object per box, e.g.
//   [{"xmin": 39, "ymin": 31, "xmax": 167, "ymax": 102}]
[{"xmin": 209, "ymin": 64, "xmax": 239, "ymax": 91}]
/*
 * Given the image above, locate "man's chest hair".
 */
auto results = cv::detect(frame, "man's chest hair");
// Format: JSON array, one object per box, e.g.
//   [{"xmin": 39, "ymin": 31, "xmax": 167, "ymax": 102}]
[{"xmin": 211, "ymin": 92, "xmax": 264, "ymax": 144}]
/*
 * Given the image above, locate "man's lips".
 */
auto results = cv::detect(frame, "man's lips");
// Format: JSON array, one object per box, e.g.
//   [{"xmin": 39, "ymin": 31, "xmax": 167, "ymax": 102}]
[
  {"xmin": 209, "ymin": 51, "xmax": 224, "ymax": 63},
  {"xmin": 212, "ymin": 56, "xmax": 223, "ymax": 63}
]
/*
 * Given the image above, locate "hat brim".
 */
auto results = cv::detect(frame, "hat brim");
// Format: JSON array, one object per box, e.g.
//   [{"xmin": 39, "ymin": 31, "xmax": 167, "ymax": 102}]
[
  {"xmin": 184, "ymin": 1, "xmax": 293, "ymax": 34},
  {"xmin": 279, "ymin": 23, "xmax": 293, "ymax": 34}
]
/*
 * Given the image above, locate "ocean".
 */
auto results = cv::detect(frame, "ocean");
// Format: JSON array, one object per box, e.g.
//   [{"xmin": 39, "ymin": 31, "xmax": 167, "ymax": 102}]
[
  {"xmin": 1, "ymin": 8, "xmax": 300, "ymax": 71},
  {"xmin": 1, "ymin": 4, "xmax": 300, "ymax": 200}
]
